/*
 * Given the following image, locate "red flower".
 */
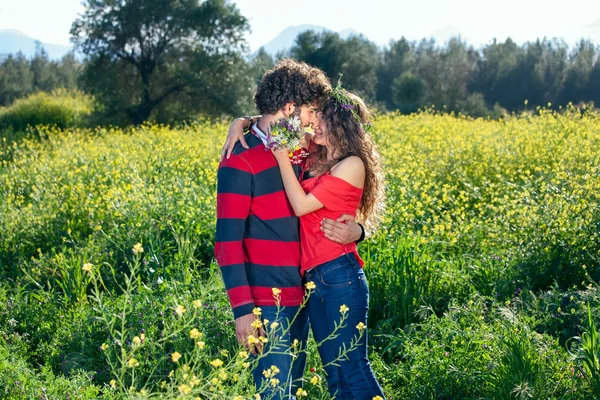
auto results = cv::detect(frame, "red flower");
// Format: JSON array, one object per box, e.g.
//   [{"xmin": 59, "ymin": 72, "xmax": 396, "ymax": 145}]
[{"xmin": 289, "ymin": 147, "xmax": 309, "ymax": 166}]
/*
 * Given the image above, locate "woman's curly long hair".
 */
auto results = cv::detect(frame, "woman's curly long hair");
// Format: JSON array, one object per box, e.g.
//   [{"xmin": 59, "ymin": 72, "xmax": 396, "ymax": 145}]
[
  {"xmin": 254, "ymin": 59, "xmax": 331, "ymax": 114},
  {"xmin": 306, "ymin": 93, "xmax": 385, "ymax": 236}
]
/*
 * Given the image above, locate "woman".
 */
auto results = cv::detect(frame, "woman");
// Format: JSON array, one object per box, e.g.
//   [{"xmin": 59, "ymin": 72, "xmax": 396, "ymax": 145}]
[
  {"xmin": 225, "ymin": 87, "xmax": 385, "ymax": 399},
  {"xmin": 271, "ymin": 87, "xmax": 385, "ymax": 399}
]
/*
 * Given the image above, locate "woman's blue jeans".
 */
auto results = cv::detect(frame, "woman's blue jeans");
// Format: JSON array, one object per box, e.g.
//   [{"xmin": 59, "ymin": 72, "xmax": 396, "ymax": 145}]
[{"xmin": 304, "ymin": 253, "xmax": 385, "ymax": 400}]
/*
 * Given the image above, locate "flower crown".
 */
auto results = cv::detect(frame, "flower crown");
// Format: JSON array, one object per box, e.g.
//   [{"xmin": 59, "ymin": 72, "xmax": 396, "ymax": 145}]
[{"xmin": 329, "ymin": 76, "xmax": 373, "ymax": 134}]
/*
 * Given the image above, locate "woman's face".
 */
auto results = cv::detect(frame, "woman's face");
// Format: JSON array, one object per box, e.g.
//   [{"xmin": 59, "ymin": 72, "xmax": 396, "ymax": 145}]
[{"xmin": 312, "ymin": 112, "xmax": 329, "ymax": 147}]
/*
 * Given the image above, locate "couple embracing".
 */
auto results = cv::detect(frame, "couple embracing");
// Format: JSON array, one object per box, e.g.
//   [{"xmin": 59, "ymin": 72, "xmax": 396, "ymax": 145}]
[{"xmin": 215, "ymin": 59, "xmax": 386, "ymax": 400}]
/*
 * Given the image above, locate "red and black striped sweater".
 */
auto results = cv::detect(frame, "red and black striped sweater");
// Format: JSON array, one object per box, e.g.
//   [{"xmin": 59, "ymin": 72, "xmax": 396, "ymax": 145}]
[{"xmin": 214, "ymin": 130, "xmax": 305, "ymax": 319}]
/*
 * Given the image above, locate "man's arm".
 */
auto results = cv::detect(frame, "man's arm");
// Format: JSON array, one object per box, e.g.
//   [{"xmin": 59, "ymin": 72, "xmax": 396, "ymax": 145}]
[
  {"xmin": 214, "ymin": 154, "xmax": 261, "ymax": 351},
  {"xmin": 321, "ymin": 215, "xmax": 364, "ymax": 244}
]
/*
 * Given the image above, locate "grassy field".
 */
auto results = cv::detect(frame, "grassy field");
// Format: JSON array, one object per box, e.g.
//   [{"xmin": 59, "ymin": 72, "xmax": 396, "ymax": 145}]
[{"xmin": 1, "ymin": 107, "xmax": 600, "ymax": 399}]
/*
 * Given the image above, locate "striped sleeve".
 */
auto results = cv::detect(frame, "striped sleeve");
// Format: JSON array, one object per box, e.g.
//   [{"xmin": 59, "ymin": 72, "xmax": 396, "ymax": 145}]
[{"xmin": 214, "ymin": 154, "xmax": 255, "ymax": 319}]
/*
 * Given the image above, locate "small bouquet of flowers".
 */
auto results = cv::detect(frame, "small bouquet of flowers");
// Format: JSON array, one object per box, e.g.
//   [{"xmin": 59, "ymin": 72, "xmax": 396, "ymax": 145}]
[{"xmin": 266, "ymin": 116, "xmax": 305, "ymax": 156}]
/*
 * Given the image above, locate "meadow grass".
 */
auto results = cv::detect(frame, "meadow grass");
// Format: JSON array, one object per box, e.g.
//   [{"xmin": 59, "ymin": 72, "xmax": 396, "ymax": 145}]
[{"xmin": 1, "ymin": 107, "xmax": 600, "ymax": 398}]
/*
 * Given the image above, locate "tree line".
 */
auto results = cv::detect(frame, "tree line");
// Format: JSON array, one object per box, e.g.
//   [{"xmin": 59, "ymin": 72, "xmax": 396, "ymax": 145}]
[
  {"xmin": 284, "ymin": 31, "xmax": 600, "ymax": 117},
  {"xmin": 0, "ymin": 0, "xmax": 599, "ymax": 126},
  {"xmin": 0, "ymin": 46, "xmax": 79, "ymax": 107}
]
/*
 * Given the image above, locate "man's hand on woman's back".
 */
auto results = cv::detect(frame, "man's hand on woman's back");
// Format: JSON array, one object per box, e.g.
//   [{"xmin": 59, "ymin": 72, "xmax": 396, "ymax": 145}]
[{"xmin": 321, "ymin": 214, "xmax": 363, "ymax": 244}]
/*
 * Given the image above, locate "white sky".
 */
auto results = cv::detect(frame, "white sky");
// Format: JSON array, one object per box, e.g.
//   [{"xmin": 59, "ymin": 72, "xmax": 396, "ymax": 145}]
[{"xmin": 0, "ymin": 0, "xmax": 598, "ymax": 49}]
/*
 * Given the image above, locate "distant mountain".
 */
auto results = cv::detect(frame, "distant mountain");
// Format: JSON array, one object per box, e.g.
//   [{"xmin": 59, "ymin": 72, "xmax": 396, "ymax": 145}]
[
  {"xmin": 0, "ymin": 29, "xmax": 73, "ymax": 59},
  {"xmin": 582, "ymin": 18, "xmax": 600, "ymax": 42},
  {"xmin": 338, "ymin": 28, "xmax": 362, "ymax": 39},
  {"xmin": 428, "ymin": 26, "xmax": 468, "ymax": 44},
  {"xmin": 257, "ymin": 24, "xmax": 366, "ymax": 56}
]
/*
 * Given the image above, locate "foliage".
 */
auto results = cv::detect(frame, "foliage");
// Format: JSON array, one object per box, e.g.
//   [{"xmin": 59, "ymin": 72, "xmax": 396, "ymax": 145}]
[
  {"xmin": 0, "ymin": 89, "xmax": 93, "ymax": 132},
  {"xmin": 0, "ymin": 46, "xmax": 80, "ymax": 107},
  {"xmin": 71, "ymin": 0, "xmax": 253, "ymax": 125},
  {"xmin": 2, "ymin": 111, "xmax": 600, "ymax": 397}
]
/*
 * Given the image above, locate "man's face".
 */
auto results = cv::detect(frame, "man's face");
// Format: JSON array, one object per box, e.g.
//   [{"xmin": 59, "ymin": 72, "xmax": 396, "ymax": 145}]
[{"xmin": 292, "ymin": 103, "xmax": 319, "ymax": 129}]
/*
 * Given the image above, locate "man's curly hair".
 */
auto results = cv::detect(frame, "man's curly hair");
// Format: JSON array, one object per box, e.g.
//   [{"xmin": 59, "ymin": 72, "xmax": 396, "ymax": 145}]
[{"xmin": 255, "ymin": 59, "xmax": 331, "ymax": 114}]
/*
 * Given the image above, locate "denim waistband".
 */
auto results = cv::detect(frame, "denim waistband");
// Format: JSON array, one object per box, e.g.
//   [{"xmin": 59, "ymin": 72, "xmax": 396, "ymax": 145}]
[{"xmin": 304, "ymin": 253, "xmax": 359, "ymax": 280}]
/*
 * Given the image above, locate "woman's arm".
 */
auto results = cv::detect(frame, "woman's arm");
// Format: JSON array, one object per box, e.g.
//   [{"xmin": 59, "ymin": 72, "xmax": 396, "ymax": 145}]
[
  {"xmin": 272, "ymin": 150, "xmax": 324, "ymax": 217},
  {"xmin": 221, "ymin": 115, "xmax": 262, "ymax": 161}
]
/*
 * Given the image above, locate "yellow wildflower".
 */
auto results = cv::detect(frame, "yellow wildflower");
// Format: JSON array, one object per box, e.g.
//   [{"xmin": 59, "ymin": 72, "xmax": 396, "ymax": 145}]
[
  {"xmin": 127, "ymin": 358, "xmax": 139, "ymax": 368},
  {"xmin": 210, "ymin": 358, "xmax": 224, "ymax": 368},
  {"xmin": 178, "ymin": 384, "xmax": 192, "ymax": 395},
  {"xmin": 251, "ymin": 319, "xmax": 263, "ymax": 329},
  {"xmin": 175, "ymin": 304, "xmax": 186, "ymax": 316},
  {"xmin": 132, "ymin": 243, "xmax": 144, "ymax": 254},
  {"xmin": 190, "ymin": 328, "xmax": 202, "ymax": 339}
]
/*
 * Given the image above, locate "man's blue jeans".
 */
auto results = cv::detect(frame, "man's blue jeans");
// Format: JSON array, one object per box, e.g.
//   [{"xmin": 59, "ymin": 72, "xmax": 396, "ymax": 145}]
[
  {"xmin": 304, "ymin": 253, "xmax": 386, "ymax": 400},
  {"xmin": 251, "ymin": 304, "xmax": 309, "ymax": 400}
]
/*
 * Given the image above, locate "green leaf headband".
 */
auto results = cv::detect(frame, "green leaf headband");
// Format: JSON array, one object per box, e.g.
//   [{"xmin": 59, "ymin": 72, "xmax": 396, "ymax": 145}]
[{"xmin": 330, "ymin": 75, "xmax": 373, "ymax": 134}]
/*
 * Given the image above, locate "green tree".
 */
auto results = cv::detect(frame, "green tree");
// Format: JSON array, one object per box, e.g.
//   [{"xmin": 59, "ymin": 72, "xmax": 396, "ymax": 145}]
[
  {"xmin": 290, "ymin": 30, "xmax": 379, "ymax": 102},
  {"xmin": 31, "ymin": 44, "xmax": 59, "ymax": 92},
  {"xmin": 377, "ymin": 37, "xmax": 413, "ymax": 109},
  {"xmin": 586, "ymin": 58, "xmax": 600, "ymax": 106},
  {"xmin": 392, "ymin": 72, "xmax": 424, "ymax": 113},
  {"xmin": 470, "ymin": 38, "xmax": 521, "ymax": 110},
  {"xmin": 558, "ymin": 40, "xmax": 597, "ymax": 105},
  {"xmin": 53, "ymin": 53, "xmax": 81, "ymax": 92},
  {"xmin": 415, "ymin": 38, "xmax": 479, "ymax": 112},
  {"xmin": 71, "ymin": 0, "xmax": 251, "ymax": 125},
  {"xmin": 250, "ymin": 47, "xmax": 275, "ymax": 86},
  {"xmin": 0, "ymin": 52, "xmax": 34, "ymax": 106}
]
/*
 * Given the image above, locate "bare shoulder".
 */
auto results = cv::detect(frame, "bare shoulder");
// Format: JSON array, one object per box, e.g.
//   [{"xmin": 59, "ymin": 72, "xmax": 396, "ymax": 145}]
[{"xmin": 330, "ymin": 156, "xmax": 365, "ymax": 188}]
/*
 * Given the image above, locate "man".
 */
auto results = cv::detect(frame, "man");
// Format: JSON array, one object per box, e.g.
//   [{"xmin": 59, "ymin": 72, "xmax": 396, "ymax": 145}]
[{"xmin": 214, "ymin": 59, "xmax": 363, "ymax": 399}]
